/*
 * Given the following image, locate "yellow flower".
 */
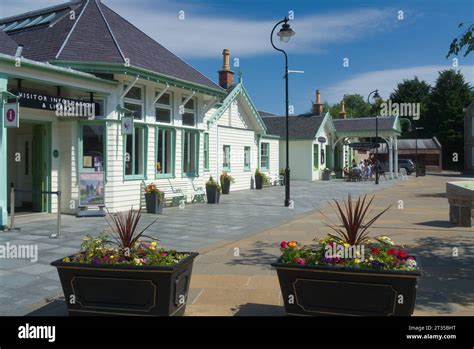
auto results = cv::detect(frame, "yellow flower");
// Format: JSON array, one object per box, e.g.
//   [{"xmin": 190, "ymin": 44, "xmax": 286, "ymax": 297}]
[
  {"xmin": 110, "ymin": 255, "xmax": 114, "ymax": 259},
  {"xmin": 288, "ymin": 241, "xmax": 298, "ymax": 248},
  {"xmin": 151, "ymin": 241, "xmax": 157, "ymax": 246},
  {"xmin": 63, "ymin": 257, "xmax": 71, "ymax": 263},
  {"xmin": 343, "ymin": 243, "xmax": 350, "ymax": 247},
  {"xmin": 354, "ymin": 258, "xmax": 361, "ymax": 264}
]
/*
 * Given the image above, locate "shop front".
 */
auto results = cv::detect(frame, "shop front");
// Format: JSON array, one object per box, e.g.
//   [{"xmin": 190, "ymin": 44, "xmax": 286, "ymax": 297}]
[{"xmin": 0, "ymin": 56, "xmax": 115, "ymax": 228}]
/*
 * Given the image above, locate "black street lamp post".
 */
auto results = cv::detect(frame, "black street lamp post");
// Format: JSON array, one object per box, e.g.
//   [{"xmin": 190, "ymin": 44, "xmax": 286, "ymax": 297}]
[
  {"xmin": 271, "ymin": 17, "xmax": 295, "ymax": 207},
  {"xmin": 367, "ymin": 89, "xmax": 381, "ymax": 185}
]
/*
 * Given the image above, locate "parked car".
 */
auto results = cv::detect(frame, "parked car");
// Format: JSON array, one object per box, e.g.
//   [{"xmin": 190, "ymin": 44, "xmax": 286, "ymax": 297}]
[{"xmin": 380, "ymin": 159, "xmax": 416, "ymax": 175}]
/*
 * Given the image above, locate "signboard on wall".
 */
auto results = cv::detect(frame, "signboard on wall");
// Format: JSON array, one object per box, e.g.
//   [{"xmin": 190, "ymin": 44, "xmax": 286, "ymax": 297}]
[
  {"xmin": 121, "ymin": 116, "xmax": 134, "ymax": 135},
  {"xmin": 79, "ymin": 172, "xmax": 105, "ymax": 207},
  {"xmin": 317, "ymin": 136, "xmax": 327, "ymax": 143},
  {"xmin": 4, "ymin": 103, "xmax": 19, "ymax": 128},
  {"xmin": 13, "ymin": 90, "xmax": 101, "ymax": 115}
]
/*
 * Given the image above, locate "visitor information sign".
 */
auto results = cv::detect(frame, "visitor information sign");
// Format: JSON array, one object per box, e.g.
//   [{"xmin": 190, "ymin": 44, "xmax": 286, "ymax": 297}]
[{"xmin": 4, "ymin": 103, "xmax": 19, "ymax": 128}]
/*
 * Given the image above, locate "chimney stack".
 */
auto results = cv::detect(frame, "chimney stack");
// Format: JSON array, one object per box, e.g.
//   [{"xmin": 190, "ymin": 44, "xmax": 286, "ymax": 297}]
[
  {"xmin": 339, "ymin": 99, "xmax": 347, "ymax": 119},
  {"xmin": 218, "ymin": 48, "xmax": 234, "ymax": 89},
  {"xmin": 312, "ymin": 89, "xmax": 324, "ymax": 115}
]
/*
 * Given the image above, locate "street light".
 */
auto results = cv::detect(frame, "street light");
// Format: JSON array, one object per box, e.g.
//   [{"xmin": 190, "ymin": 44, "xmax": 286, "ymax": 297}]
[
  {"xmin": 367, "ymin": 89, "xmax": 381, "ymax": 185},
  {"xmin": 415, "ymin": 126, "xmax": 424, "ymax": 177},
  {"xmin": 271, "ymin": 17, "xmax": 295, "ymax": 207}
]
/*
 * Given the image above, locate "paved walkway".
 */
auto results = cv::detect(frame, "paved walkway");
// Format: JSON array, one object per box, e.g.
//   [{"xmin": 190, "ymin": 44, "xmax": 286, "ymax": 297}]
[
  {"xmin": 0, "ymin": 178, "xmax": 396, "ymax": 315},
  {"xmin": 184, "ymin": 174, "xmax": 474, "ymax": 316}
]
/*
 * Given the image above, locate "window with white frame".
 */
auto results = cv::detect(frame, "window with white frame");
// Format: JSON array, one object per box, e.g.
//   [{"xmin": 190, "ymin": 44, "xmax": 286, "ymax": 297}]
[
  {"xmin": 183, "ymin": 130, "xmax": 199, "ymax": 176},
  {"xmin": 156, "ymin": 128, "xmax": 174, "ymax": 177},
  {"xmin": 223, "ymin": 145, "xmax": 231, "ymax": 171},
  {"xmin": 260, "ymin": 142, "xmax": 269, "ymax": 171},
  {"xmin": 181, "ymin": 95, "xmax": 196, "ymax": 126},
  {"xmin": 155, "ymin": 90, "xmax": 173, "ymax": 123},
  {"xmin": 244, "ymin": 146, "xmax": 251, "ymax": 171},
  {"xmin": 124, "ymin": 126, "xmax": 146, "ymax": 178},
  {"xmin": 124, "ymin": 85, "xmax": 144, "ymax": 120}
]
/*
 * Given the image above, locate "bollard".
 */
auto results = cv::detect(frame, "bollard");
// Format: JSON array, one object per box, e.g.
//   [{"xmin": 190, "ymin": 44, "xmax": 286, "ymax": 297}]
[
  {"xmin": 10, "ymin": 185, "xmax": 15, "ymax": 231},
  {"xmin": 57, "ymin": 191, "xmax": 61, "ymax": 238}
]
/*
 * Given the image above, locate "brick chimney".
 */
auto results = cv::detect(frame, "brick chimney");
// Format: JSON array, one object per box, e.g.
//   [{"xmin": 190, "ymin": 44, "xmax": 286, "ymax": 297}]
[
  {"xmin": 312, "ymin": 89, "xmax": 324, "ymax": 115},
  {"xmin": 339, "ymin": 99, "xmax": 347, "ymax": 119},
  {"xmin": 218, "ymin": 49, "xmax": 235, "ymax": 89}
]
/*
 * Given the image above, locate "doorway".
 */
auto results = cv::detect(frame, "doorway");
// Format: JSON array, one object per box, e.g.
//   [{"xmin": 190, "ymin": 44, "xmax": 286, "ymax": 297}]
[{"xmin": 7, "ymin": 121, "xmax": 51, "ymax": 213}]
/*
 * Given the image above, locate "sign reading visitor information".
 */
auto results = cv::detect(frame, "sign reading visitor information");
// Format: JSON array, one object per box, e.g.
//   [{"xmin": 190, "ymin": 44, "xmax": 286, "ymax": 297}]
[
  {"xmin": 14, "ymin": 90, "xmax": 100, "ymax": 116},
  {"xmin": 317, "ymin": 136, "xmax": 327, "ymax": 143},
  {"xmin": 121, "ymin": 116, "xmax": 134, "ymax": 135},
  {"xmin": 3, "ymin": 103, "xmax": 19, "ymax": 128},
  {"xmin": 79, "ymin": 172, "xmax": 105, "ymax": 207}
]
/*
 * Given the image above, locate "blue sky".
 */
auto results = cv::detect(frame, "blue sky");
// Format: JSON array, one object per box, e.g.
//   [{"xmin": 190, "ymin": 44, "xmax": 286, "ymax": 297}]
[{"xmin": 2, "ymin": 0, "xmax": 473, "ymax": 115}]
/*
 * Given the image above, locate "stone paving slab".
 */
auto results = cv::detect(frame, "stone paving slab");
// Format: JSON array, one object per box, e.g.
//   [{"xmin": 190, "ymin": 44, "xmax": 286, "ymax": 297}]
[
  {"xmin": 1, "ymin": 179, "xmax": 397, "ymax": 316},
  {"xmin": 4, "ymin": 174, "xmax": 474, "ymax": 316}
]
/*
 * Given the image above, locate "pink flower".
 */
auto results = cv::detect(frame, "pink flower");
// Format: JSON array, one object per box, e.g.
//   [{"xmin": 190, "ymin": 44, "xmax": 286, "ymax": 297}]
[
  {"xmin": 293, "ymin": 258, "xmax": 306, "ymax": 265},
  {"xmin": 160, "ymin": 252, "xmax": 168, "ymax": 257},
  {"xmin": 280, "ymin": 241, "xmax": 288, "ymax": 249}
]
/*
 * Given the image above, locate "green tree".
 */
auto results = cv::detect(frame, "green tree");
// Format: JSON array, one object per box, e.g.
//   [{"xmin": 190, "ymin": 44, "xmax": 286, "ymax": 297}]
[
  {"xmin": 427, "ymin": 69, "xmax": 472, "ymax": 170},
  {"xmin": 389, "ymin": 77, "xmax": 431, "ymax": 138},
  {"xmin": 447, "ymin": 22, "xmax": 474, "ymax": 58},
  {"xmin": 342, "ymin": 94, "xmax": 372, "ymax": 118}
]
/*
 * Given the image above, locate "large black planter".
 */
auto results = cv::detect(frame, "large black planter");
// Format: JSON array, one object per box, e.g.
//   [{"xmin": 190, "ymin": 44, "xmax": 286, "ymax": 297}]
[
  {"xmin": 335, "ymin": 170, "xmax": 343, "ymax": 179},
  {"xmin": 221, "ymin": 180, "xmax": 231, "ymax": 194},
  {"xmin": 145, "ymin": 192, "xmax": 164, "ymax": 214},
  {"xmin": 51, "ymin": 252, "xmax": 198, "ymax": 316},
  {"xmin": 206, "ymin": 186, "xmax": 220, "ymax": 203},
  {"xmin": 255, "ymin": 175, "xmax": 263, "ymax": 189},
  {"xmin": 272, "ymin": 259, "xmax": 421, "ymax": 316},
  {"xmin": 322, "ymin": 172, "xmax": 331, "ymax": 181}
]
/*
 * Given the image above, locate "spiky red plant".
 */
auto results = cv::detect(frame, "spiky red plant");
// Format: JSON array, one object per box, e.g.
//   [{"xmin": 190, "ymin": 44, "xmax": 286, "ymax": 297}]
[
  {"xmin": 326, "ymin": 194, "xmax": 391, "ymax": 245},
  {"xmin": 106, "ymin": 208, "xmax": 157, "ymax": 251}
]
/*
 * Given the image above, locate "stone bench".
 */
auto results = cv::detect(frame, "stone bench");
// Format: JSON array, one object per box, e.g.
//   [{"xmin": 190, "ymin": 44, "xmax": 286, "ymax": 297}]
[{"xmin": 446, "ymin": 181, "xmax": 474, "ymax": 227}]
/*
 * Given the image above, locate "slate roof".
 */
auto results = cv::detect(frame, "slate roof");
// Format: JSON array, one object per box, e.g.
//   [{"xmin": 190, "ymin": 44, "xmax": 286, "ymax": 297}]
[
  {"xmin": 258, "ymin": 110, "xmax": 278, "ymax": 117},
  {"xmin": 333, "ymin": 117, "xmax": 396, "ymax": 132},
  {"xmin": 0, "ymin": 30, "xmax": 18, "ymax": 55},
  {"xmin": 0, "ymin": 0, "xmax": 222, "ymax": 91},
  {"xmin": 262, "ymin": 115, "xmax": 325, "ymax": 139},
  {"xmin": 373, "ymin": 137, "xmax": 442, "ymax": 153}
]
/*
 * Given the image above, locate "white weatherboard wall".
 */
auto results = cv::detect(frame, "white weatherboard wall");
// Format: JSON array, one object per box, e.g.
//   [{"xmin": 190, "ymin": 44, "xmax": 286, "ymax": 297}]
[
  {"xmin": 207, "ymin": 100, "xmax": 262, "ymax": 192},
  {"xmin": 279, "ymin": 140, "xmax": 313, "ymax": 181},
  {"xmin": 103, "ymin": 76, "xmax": 214, "ymax": 212},
  {"xmin": 262, "ymin": 137, "xmax": 280, "ymax": 175}
]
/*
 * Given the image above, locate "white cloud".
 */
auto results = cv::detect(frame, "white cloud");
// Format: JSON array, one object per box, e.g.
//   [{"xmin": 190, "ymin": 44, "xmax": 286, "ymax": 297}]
[
  {"xmin": 0, "ymin": 0, "xmax": 397, "ymax": 58},
  {"xmin": 324, "ymin": 64, "xmax": 474, "ymax": 104},
  {"xmin": 100, "ymin": 1, "xmax": 396, "ymax": 58}
]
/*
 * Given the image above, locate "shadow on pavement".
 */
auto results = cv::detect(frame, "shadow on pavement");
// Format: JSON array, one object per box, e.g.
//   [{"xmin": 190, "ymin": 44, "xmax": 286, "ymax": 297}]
[
  {"xmin": 26, "ymin": 299, "xmax": 68, "ymax": 316},
  {"xmin": 415, "ymin": 220, "xmax": 458, "ymax": 229},
  {"xmin": 234, "ymin": 303, "xmax": 285, "ymax": 316},
  {"xmin": 225, "ymin": 240, "xmax": 278, "ymax": 267},
  {"xmin": 410, "ymin": 236, "xmax": 474, "ymax": 313}
]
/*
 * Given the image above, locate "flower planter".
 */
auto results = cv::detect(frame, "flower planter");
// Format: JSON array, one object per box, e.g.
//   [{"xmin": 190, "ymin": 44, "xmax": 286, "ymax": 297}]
[
  {"xmin": 322, "ymin": 172, "xmax": 331, "ymax": 181},
  {"xmin": 271, "ymin": 260, "xmax": 421, "ymax": 316},
  {"xmin": 335, "ymin": 170, "xmax": 343, "ymax": 179},
  {"xmin": 221, "ymin": 180, "xmax": 231, "ymax": 194},
  {"xmin": 206, "ymin": 186, "xmax": 220, "ymax": 203},
  {"xmin": 145, "ymin": 192, "xmax": 164, "ymax": 214},
  {"xmin": 255, "ymin": 175, "xmax": 263, "ymax": 189},
  {"xmin": 51, "ymin": 252, "xmax": 198, "ymax": 316}
]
